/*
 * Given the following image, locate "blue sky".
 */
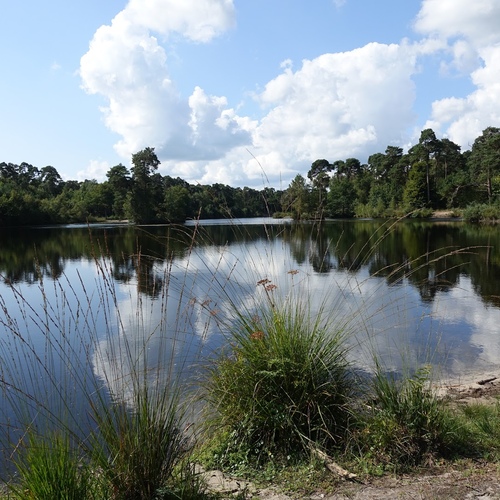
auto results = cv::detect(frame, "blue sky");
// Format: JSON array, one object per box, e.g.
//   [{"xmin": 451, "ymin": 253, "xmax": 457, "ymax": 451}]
[{"xmin": 1, "ymin": 0, "xmax": 498, "ymax": 188}]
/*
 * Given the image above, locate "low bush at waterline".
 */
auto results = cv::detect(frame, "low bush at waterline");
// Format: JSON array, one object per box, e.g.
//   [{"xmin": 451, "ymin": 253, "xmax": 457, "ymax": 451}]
[
  {"xmin": 462, "ymin": 202, "xmax": 500, "ymax": 223},
  {"xmin": 200, "ymin": 285, "xmax": 354, "ymax": 466},
  {"xmin": 352, "ymin": 365, "xmax": 468, "ymax": 471}
]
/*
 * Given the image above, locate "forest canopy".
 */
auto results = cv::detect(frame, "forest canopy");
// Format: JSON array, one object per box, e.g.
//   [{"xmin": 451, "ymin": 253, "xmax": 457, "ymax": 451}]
[{"xmin": 1, "ymin": 127, "xmax": 499, "ymax": 226}]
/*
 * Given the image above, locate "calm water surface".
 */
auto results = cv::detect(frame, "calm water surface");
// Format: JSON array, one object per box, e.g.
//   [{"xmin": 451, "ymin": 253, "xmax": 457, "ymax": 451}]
[{"xmin": 1, "ymin": 218, "xmax": 500, "ymax": 464}]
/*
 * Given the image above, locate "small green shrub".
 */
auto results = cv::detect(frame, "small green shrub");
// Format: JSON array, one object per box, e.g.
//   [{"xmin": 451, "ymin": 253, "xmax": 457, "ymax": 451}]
[
  {"xmin": 462, "ymin": 203, "xmax": 484, "ymax": 223},
  {"xmin": 459, "ymin": 402, "xmax": 500, "ymax": 458},
  {"xmin": 272, "ymin": 212, "xmax": 293, "ymax": 219},
  {"xmin": 201, "ymin": 292, "xmax": 353, "ymax": 465},
  {"xmin": 407, "ymin": 207, "xmax": 434, "ymax": 218},
  {"xmin": 8, "ymin": 431, "xmax": 99, "ymax": 500},
  {"xmin": 359, "ymin": 366, "xmax": 462, "ymax": 469},
  {"xmin": 463, "ymin": 203, "xmax": 500, "ymax": 223}
]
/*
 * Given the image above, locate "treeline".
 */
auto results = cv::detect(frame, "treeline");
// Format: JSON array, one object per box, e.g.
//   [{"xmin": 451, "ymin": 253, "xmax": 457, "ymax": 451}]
[
  {"xmin": 1, "ymin": 127, "xmax": 499, "ymax": 226},
  {"xmin": 283, "ymin": 127, "xmax": 500, "ymax": 220},
  {"xmin": 0, "ymin": 147, "xmax": 283, "ymax": 227}
]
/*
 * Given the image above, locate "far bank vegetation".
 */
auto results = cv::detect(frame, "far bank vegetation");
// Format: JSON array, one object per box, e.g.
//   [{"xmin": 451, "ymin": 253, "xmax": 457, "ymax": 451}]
[{"xmin": 1, "ymin": 127, "xmax": 500, "ymax": 226}]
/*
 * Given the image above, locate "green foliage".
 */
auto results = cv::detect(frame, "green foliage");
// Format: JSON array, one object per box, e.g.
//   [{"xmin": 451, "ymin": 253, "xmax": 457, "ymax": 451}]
[
  {"xmin": 4, "ymin": 126, "xmax": 500, "ymax": 227},
  {"xmin": 459, "ymin": 402, "xmax": 500, "ymax": 458},
  {"xmin": 0, "ymin": 190, "xmax": 50, "ymax": 226},
  {"xmin": 0, "ymin": 151, "xmax": 288, "ymax": 226},
  {"xmin": 8, "ymin": 431, "xmax": 99, "ymax": 500},
  {"xmin": 284, "ymin": 129, "xmax": 499, "ymax": 220},
  {"xmin": 106, "ymin": 164, "xmax": 131, "ymax": 219},
  {"xmin": 327, "ymin": 177, "xmax": 356, "ymax": 217},
  {"xmin": 402, "ymin": 161, "xmax": 429, "ymax": 211},
  {"xmin": 462, "ymin": 203, "xmax": 500, "ymax": 223},
  {"xmin": 468, "ymin": 127, "xmax": 500, "ymax": 202},
  {"xmin": 281, "ymin": 174, "xmax": 312, "ymax": 219},
  {"xmin": 406, "ymin": 207, "xmax": 434, "ymax": 218},
  {"xmin": 202, "ymin": 292, "xmax": 353, "ymax": 464},
  {"xmin": 163, "ymin": 185, "xmax": 191, "ymax": 223},
  {"xmin": 90, "ymin": 390, "xmax": 189, "ymax": 500},
  {"xmin": 358, "ymin": 366, "xmax": 463, "ymax": 470},
  {"xmin": 129, "ymin": 147, "xmax": 162, "ymax": 223},
  {"xmin": 308, "ymin": 159, "xmax": 332, "ymax": 215}
]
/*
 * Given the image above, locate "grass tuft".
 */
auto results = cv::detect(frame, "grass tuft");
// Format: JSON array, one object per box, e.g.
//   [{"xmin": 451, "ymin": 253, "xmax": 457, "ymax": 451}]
[
  {"xmin": 8, "ymin": 430, "xmax": 100, "ymax": 500},
  {"xmin": 201, "ymin": 289, "xmax": 354, "ymax": 468},
  {"xmin": 458, "ymin": 402, "xmax": 500, "ymax": 459},
  {"xmin": 89, "ymin": 390, "xmax": 189, "ymax": 500},
  {"xmin": 356, "ymin": 365, "xmax": 466, "ymax": 470}
]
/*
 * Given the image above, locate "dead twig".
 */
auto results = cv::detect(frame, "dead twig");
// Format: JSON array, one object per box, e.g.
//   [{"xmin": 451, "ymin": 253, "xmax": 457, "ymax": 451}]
[{"xmin": 310, "ymin": 447, "xmax": 360, "ymax": 482}]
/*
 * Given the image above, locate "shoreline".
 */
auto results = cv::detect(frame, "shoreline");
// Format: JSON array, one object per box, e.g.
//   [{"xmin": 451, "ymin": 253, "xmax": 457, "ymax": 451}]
[{"xmin": 434, "ymin": 369, "xmax": 500, "ymax": 404}]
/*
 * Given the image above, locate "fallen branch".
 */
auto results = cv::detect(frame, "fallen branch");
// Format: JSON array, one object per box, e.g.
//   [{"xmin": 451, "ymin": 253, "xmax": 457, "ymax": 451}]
[
  {"xmin": 310, "ymin": 446, "xmax": 358, "ymax": 482},
  {"xmin": 477, "ymin": 377, "xmax": 497, "ymax": 386}
]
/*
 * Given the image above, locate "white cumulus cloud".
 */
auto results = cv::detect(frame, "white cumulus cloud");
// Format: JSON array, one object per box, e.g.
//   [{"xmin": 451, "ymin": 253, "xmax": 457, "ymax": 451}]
[
  {"xmin": 80, "ymin": 0, "xmax": 424, "ymax": 187},
  {"xmin": 77, "ymin": 159, "xmax": 110, "ymax": 182},
  {"xmin": 414, "ymin": 0, "xmax": 500, "ymax": 49},
  {"xmin": 163, "ymin": 41, "xmax": 421, "ymax": 188},
  {"xmin": 125, "ymin": 0, "xmax": 236, "ymax": 43},
  {"xmin": 80, "ymin": 0, "xmax": 248, "ymax": 169},
  {"xmin": 416, "ymin": 0, "xmax": 500, "ymax": 148},
  {"xmin": 251, "ymin": 42, "xmax": 418, "ymax": 176},
  {"xmin": 79, "ymin": 0, "xmax": 500, "ymax": 188}
]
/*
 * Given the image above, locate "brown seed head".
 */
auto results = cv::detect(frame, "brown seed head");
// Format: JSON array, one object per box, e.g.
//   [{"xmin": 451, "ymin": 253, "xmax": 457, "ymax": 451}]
[
  {"xmin": 257, "ymin": 278, "xmax": 271, "ymax": 286},
  {"xmin": 250, "ymin": 330, "xmax": 264, "ymax": 340}
]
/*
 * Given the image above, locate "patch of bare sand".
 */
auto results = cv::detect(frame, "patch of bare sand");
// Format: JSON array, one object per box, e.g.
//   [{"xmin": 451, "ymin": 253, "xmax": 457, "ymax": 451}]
[
  {"xmin": 437, "ymin": 372, "xmax": 500, "ymax": 405},
  {"xmin": 431, "ymin": 210, "xmax": 459, "ymax": 219}
]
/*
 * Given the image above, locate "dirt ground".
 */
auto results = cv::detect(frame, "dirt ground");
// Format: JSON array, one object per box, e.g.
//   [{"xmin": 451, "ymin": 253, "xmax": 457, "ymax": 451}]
[
  {"xmin": 204, "ymin": 461, "xmax": 500, "ymax": 499},
  {"xmin": 203, "ymin": 373, "xmax": 500, "ymax": 499}
]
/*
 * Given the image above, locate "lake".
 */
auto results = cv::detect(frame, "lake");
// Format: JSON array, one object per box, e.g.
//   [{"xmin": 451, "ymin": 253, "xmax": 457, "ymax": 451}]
[{"xmin": 1, "ymin": 217, "xmax": 500, "ymax": 467}]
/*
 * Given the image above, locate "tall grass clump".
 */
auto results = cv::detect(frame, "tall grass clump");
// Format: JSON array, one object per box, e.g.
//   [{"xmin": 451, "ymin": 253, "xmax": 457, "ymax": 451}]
[
  {"xmin": 0, "ymin": 228, "xmax": 215, "ymax": 499},
  {"xmin": 8, "ymin": 431, "xmax": 100, "ymax": 500},
  {"xmin": 89, "ymin": 382, "xmax": 189, "ymax": 499},
  {"xmin": 200, "ymin": 279, "xmax": 355, "ymax": 467},
  {"xmin": 196, "ymin": 217, "xmax": 483, "ymax": 475},
  {"xmin": 356, "ymin": 364, "xmax": 464, "ymax": 470}
]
